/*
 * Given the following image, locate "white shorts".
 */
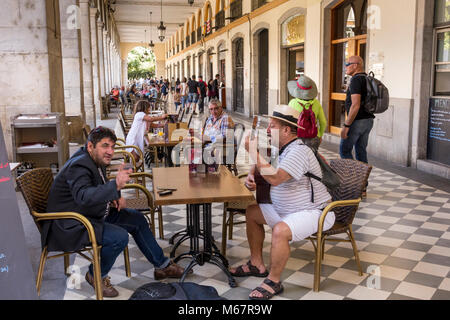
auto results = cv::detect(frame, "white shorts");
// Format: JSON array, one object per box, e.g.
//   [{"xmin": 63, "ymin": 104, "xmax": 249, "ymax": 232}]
[{"xmin": 259, "ymin": 204, "xmax": 336, "ymax": 243}]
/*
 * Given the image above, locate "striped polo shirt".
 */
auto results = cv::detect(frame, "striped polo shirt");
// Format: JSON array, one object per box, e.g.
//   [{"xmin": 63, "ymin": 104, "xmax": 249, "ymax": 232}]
[{"xmin": 270, "ymin": 139, "xmax": 331, "ymax": 214}]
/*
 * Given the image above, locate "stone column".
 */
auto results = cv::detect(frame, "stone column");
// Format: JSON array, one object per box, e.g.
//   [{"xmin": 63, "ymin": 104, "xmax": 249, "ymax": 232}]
[
  {"xmin": 104, "ymin": 33, "xmax": 111, "ymax": 90},
  {"xmin": 97, "ymin": 21, "xmax": 106, "ymax": 97},
  {"xmin": 90, "ymin": 7, "xmax": 101, "ymax": 122},
  {"xmin": 79, "ymin": 0, "xmax": 95, "ymax": 127},
  {"xmin": 122, "ymin": 59, "xmax": 128, "ymax": 87},
  {"xmin": 59, "ymin": 0, "xmax": 84, "ymax": 121}
]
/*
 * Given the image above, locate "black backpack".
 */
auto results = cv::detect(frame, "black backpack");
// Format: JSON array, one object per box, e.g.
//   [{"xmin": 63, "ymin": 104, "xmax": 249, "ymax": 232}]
[
  {"xmin": 129, "ymin": 282, "xmax": 226, "ymax": 300},
  {"xmin": 360, "ymin": 71, "xmax": 390, "ymax": 114},
  {"xmin": 301, "ymin": 144, "xmax": 341, "ymax": 202}
]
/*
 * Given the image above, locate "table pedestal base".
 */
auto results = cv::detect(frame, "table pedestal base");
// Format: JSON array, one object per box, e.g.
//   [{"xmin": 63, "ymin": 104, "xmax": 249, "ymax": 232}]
[{"xmin": 173, "ymin": 203, "xmax": 236, "ymax": 288}]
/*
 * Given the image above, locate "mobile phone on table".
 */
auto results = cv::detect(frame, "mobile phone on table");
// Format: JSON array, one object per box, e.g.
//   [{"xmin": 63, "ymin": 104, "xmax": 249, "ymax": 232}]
[{"xmin": 158, "ymin": 190, "xmax": 172, "ymax": 196}]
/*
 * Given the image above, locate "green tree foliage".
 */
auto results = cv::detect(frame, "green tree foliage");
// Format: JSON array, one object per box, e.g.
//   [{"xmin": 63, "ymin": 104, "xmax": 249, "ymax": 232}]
[{"xmin": 127, "ymin": 46, "xmax": 156, "ymax": 80}]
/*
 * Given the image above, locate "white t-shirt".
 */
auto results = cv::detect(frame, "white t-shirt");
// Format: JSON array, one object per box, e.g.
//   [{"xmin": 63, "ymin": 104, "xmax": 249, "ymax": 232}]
[
  {"xmin": 125, "ymin": 112, "xmax": 147, "ymax": 154},
  {"xmin": 270, "ymin": 140, "xmax": 331, "ymax": 214},
  {"xmin": 180, "ymin": 82, "xmax": 188, "ymax": 96}
]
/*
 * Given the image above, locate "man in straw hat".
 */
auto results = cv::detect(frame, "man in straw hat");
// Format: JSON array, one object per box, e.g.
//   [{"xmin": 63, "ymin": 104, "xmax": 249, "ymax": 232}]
[
  {"xmin": 287, "ymin": 75, "xmax": 327, "ymax": 153},
  {"xmin": 230, "ymin": 105, "xmax": 335, "ymax": 300}
]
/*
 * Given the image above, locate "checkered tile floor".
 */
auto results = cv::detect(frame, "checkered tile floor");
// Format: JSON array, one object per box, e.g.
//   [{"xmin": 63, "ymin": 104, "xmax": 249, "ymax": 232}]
[{"xmin": 61, "ymin": 114, "xmax": 450, "ymax": 300}]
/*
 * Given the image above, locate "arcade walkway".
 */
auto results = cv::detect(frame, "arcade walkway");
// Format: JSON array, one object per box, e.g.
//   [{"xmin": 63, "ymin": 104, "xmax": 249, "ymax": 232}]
[{"xmin": 15, "ymin": 102, "xmax": 450, "ymax": 300}]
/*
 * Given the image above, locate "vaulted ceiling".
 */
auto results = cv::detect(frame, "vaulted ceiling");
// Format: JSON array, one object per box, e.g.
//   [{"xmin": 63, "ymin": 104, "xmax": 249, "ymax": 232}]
[{"xmin": 112, "ymin": 0, "xmax": 207, "ymax": 43}]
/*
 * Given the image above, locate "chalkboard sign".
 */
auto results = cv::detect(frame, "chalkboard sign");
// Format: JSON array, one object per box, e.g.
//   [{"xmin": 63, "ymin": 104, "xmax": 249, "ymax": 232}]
[
  {"xmin": 427, "ymin": 98, "xmax": 450, "ymax": 166},
  {"xmin": 0, "ymin": 122, "xmax": 37, "ymax": 299}
]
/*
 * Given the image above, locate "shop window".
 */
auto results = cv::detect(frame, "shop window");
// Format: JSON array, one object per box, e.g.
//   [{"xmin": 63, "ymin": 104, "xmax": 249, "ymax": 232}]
[
  {"xmin": 434, "ymin": 30, "xmax": 450, "ymax": 96},
  {"xmin": 435, "ymin": 0, "xmax": 450, "ymax": 26},
  {"xmin": 333, "ymin": 0, "xmax": 367, "ymax": 39},
  {"xmin": 433, "ymin": 1, "xmax": 450, "ymax": 96}
]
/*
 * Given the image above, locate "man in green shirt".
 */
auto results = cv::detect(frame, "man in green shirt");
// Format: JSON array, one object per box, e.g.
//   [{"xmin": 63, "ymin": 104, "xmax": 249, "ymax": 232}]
[{"xmin": 287, "ymin": 75, "xmax": 327, "ymax": 153}]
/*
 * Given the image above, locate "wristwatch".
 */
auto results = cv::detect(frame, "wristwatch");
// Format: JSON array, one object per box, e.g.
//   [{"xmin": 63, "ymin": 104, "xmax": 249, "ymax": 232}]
[{"xmin": 344, "ymin": 123, "xmax": 351, "ymax": 128}]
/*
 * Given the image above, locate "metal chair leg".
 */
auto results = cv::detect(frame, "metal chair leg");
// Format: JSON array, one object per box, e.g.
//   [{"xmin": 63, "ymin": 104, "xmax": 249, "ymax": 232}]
[
  {"xmin": 158, "ymin": 206, "xmax": 164, "ymax": 239},
  {"xmin": 92, "ymin": 246, "xmax": 103, "ymax": 300},
  {"xmin": 64, "ymin": 254, "xmax": 70, "ymax": 276},
  {"xmin": 313, "ymin": 236, "xmax": 324, "ymax": 292},
  {"xmin": 123, "ymin": 246, "xmax": 131, "ymax": 278},
  {"xmin": 36, "ymin": 247, "xmax": 48, "ymax": 296},
  {"xmin": 348, "ymin": 226, "xmax": 363, "ymax": 276}
]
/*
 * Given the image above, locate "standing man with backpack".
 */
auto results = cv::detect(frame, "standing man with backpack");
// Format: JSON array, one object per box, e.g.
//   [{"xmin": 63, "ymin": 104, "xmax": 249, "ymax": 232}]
[
  {"xmin": 340, "ymin": 56, "xmax": 375, "ymax": 164},
  {"xmin": 287, "ymin": 75, "xmax": 327, "ymax": 153}
]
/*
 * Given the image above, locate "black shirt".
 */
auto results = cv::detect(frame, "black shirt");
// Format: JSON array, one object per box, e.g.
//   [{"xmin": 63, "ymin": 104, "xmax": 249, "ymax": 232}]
[
  {"xmin": 198, "ymin": 81, "xmax": 207, "ymax": 96},
  {"xmin": 187, "ymin": 79, "xmax": 198, "ymax": 94},
  {"xmin": 345, "ymin": 73, "xmax": 375, "ymax": 120}
]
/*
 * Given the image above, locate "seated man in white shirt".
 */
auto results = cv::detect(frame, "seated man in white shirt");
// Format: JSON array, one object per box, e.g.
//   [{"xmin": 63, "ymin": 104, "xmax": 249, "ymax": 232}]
[{"xmin": 230, "ymin": 104, "xmax": 335, "ymax": 300}]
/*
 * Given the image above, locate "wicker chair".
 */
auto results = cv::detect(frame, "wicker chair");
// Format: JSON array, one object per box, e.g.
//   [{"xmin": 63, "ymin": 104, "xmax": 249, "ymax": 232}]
[
  {"xmin": 16, "ymin": 168, "xmax": 131, "ymax": 300},
  {"xmin": 307, "ymin": 158, "xmax": 372, "ymax": 292},
  {"xmin": 107, "ymin": 172, "xmax": 164, "ymax": 239},
  {"xmin": 225, "ymin": 122, "xmax": 245, "ymax": 176},
  {"xmin": 221, "ymin": 172, "xmax": 256, "ymax": 256}
]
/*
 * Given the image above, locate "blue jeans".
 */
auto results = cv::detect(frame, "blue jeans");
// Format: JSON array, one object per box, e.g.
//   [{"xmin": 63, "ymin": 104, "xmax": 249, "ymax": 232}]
[
  {"xmin": 181, "ymin": 96, "xmax": 187, "ymax": 109},
  {"xmin": 339, "ymin": 118, "xmax": 374, "ymax": 164},
  {"xmin": 188, "ymin": 93, "xmax": 198, "ymax": 103},
  {"xmin": 88, "ymin": 208, "xmax": 169, "ymax": 278}
]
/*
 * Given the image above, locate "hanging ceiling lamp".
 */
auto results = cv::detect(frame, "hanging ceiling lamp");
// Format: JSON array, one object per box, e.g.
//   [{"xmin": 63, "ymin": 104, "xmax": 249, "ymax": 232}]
[
  {"xmin": 157, "ymin": 0, "xmax": 166, "ymax": 42},
  {"xmin": 143, "ymin": 29, "xmax": 149, "ymax": 56},
  {"xmin": 149, "ymin": 11, "xmax": 155, "ymax": 49}
]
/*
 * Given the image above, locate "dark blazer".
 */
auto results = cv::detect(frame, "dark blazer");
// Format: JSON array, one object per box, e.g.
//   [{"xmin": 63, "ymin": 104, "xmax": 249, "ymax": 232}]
[{"xmin": 45, "ymin": 147, "xmax": 120, "ymax": 252}]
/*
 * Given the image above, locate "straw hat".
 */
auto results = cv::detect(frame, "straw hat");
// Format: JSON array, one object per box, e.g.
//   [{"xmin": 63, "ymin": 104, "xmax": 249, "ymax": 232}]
[
  {"xmin": 267, "ymin": 104, "xmax": 304, "ymax": 129},
  {"xmin": 287, "ymin": 75, "xmax": 318, "ymax": 100}
]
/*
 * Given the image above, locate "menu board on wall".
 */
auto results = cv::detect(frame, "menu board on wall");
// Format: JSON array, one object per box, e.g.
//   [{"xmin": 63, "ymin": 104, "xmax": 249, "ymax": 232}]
[
  {"xmin": 0, "ymin": 122, "xmax": 37, "ymax": 299},
  {"xmin": 427, "ymin": 98, "xmax": 450, "ymax": 166}
]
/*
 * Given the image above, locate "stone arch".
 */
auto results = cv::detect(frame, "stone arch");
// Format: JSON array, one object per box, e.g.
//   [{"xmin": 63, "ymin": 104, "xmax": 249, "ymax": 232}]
[
  {"xmin": 278, "ymin": 7, "xmax": 307, "ymax": 104},
  {"xmin": 230, "ymin": 31, "xmax": 245, "ymax": 43}
]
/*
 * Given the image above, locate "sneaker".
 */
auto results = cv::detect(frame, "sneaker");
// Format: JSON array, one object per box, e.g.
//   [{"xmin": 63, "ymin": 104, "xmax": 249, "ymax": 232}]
[{"xmin": 85, "ymin": 271, "xmax": 119, "ymax": 298}]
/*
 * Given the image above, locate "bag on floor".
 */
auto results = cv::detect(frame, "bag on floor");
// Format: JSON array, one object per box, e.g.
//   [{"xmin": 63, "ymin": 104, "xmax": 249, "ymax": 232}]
[{"xmin": 129, "ymin": 282, "xmax": 226, "ymax": 300}]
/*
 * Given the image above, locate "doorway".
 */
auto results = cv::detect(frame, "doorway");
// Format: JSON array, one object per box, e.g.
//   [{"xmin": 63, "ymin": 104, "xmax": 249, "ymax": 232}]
[
  {"xmin": 328, "ymin": 0, "xmax": 368, "ymax": 135},
  {"xmin": 258, "ymin": 29, "xmax": 269, "ymax": 115},
  {"xmin": 232, "ymin": 37, "xmax": 244, "ymax": 113}
]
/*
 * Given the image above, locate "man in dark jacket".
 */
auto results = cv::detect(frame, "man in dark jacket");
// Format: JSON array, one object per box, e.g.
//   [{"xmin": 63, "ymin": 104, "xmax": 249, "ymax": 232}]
[
  {"xmin": 46, "ymin": 126, "xmax": 187, "ymax": 297},
  {"xmin": 197, "ymin": 75, "xmax": 207, "ymax": 114}
]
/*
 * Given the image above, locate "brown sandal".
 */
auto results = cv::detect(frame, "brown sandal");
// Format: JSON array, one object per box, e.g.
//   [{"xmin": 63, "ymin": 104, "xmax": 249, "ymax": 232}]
[
  {"xmin": 249, "ymin": 278, "xmax": 284, "ymax": 300},
  {"xmin": 230, "ymin": 260, "xmax": 269, "ymax": 278}
]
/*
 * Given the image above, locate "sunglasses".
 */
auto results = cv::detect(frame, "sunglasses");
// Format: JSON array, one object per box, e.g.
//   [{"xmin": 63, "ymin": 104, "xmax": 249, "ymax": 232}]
[{"xmin": 345, "ymin": 62, "xmax": 358, "ymax": 67}]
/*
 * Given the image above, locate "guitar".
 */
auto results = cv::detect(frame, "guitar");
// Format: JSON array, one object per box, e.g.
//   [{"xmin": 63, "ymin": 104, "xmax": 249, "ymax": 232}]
[{"xmin": 251, "ymin": 116, "xmax": 273, "ymax": 204}]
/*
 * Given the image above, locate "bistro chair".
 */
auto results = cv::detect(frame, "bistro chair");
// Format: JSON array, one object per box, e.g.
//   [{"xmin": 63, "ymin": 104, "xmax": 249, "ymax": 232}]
[
  {"xmin": 225, "ymin": 122, "xmax": 245, "ymax": 176},
  {"xmin": 221, "ymin": 172, "xmax": 256, "ymax": 256},
  {"xmin": 307, "ymin": 158, "xmax": 372, "ymax": 292},
  {"xmin": 107, "ymin": 171, "xmax": 164, "ymax": 239},
  {"xmin": 16, "ymin": 168, "xmax": 131, "ymax": 300}
]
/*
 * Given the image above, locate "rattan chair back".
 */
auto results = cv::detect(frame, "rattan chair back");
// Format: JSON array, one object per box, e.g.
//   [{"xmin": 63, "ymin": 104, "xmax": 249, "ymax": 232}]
[
  {"xmin": 16, "ymin": 168, "xmax": 54, "ymax": 232},
  {"xmin": 329, "ymin": 159, "xmax": 372, "ymax": 225}
]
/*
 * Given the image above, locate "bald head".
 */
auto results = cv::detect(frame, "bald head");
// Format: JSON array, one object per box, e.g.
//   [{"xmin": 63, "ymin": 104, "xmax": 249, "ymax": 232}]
[{"xmin": 346, "ymin": 56, "xmax": 365, "ymax": 76}]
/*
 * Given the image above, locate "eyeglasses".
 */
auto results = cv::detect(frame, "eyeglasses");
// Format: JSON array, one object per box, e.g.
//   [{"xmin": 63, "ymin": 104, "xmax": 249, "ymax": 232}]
[{"xmin": 345, "ymin": 62, "xmax": 358, "ymax": 67}]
